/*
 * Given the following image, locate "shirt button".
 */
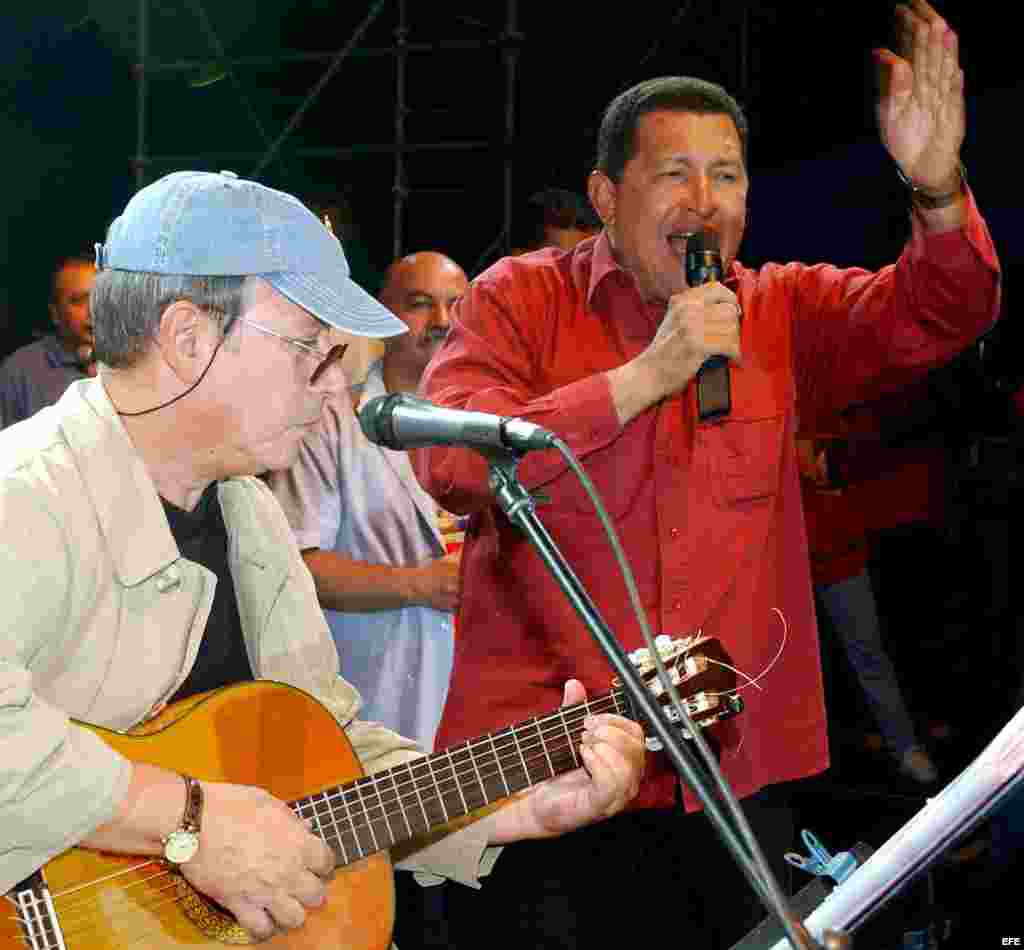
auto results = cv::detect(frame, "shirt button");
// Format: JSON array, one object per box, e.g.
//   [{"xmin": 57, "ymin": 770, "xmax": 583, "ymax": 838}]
[
  {"xmin": 672, "ymin": 600, "xmax": 682, "ymax": 611},
  {"xmin": 669, "ymin": 527, "xmax": 680, "ymax": 538}
]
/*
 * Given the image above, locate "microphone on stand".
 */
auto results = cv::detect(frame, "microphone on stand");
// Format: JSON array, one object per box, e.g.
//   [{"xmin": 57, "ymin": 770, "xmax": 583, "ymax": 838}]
[
  {"xmin": 685, "ymin": 230, "xmax": 732, "ymax": 421},
  {"xmin": 358, "ymin": 392, "xmax": 556, "ymax": 453}
]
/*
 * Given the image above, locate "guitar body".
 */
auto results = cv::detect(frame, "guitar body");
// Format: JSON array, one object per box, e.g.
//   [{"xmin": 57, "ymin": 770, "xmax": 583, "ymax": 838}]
[
  {"xmin": 1, "ymin": 681, "xmax": 394, "ymax": 950},
  {"xmin": 4, "ymin": 635, "xmax": 743, "ymax": 950}
]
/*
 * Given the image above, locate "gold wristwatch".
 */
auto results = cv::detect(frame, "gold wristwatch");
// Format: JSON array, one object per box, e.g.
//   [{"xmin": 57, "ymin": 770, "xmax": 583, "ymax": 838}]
[{"xmin": 162, "ymin": 775, "xmax": 203, "ymax": 865}]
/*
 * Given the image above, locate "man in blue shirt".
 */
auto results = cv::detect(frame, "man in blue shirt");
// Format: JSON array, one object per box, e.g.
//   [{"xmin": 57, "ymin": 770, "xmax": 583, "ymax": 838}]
[
  {"xmin": 0, "ymin": 253, "xmax": 96, "ymax": 428},
  {"xmin": 269, "ymin": 251, "xmax": 467, "ymax": 752}
]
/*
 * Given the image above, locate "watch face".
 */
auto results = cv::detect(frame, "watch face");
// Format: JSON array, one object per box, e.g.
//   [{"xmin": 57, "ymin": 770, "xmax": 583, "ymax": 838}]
[{"xmin": 164, "ymin": 829, "xmax": 200, "ymax": 864}]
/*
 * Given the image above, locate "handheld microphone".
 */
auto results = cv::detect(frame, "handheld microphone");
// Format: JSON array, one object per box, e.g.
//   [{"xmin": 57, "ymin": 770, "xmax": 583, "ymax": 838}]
[
  {"xmin": 358, "ymin": 392, "xmax": 557, "ymax": 453},
  {"xmin": 685, "ymin": 229, "xmax": 732, "ymax": 421}
]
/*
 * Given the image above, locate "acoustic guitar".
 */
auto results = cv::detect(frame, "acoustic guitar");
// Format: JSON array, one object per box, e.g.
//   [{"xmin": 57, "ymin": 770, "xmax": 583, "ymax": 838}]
[{"xmin": 3, "ymin": 635, "xmax": 741, "ymax": 950}]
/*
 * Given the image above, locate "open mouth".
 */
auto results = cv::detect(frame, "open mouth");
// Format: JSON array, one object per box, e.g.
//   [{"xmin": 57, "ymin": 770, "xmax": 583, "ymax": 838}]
[{"xmin": 667, "ymin": 232, "xmax": 695, "ymax": 258}]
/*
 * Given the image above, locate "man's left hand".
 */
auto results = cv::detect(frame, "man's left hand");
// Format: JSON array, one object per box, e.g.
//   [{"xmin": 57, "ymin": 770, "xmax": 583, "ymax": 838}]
[
  {"xmin": 484, "ymin": 679, "xmax": 646, "ymax": 844},
  {"xmin": 874, "ymin": 1, "xmax": 964, "ymax": 192}
]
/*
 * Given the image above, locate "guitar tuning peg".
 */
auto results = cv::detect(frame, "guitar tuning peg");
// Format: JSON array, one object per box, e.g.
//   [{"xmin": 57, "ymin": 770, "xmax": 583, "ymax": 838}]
[
  {"xmin": 628, "ymin": 647, "xmax": 651, "ymax": 666},
  {"xmin": 654, "ymin": 635, "xmax": 673, "ymax": 653}
]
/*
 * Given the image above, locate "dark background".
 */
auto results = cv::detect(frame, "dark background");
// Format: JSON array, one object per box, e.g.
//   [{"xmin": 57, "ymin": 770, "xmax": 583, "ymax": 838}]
[{"xmin": 2, "ymin": 1, "xmax": 1019, "ymax": 350}]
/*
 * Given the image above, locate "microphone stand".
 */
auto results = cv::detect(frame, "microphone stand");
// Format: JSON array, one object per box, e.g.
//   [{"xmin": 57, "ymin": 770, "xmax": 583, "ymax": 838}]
[{"xmin": 483, "ymin": 447, "xmax": 823, "ymax": 950}]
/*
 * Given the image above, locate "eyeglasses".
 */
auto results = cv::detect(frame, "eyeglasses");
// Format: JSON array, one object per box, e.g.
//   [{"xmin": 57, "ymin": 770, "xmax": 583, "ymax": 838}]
[{"xmin": 235, "ymin": 316, "xmax": 349, "ymax": 385}]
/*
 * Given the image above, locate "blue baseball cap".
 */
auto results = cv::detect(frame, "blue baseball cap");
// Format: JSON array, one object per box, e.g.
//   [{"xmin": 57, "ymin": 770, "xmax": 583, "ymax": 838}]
[{"xmin": 95, "ymin": 170, "xmax": 406, "ymax": 338}]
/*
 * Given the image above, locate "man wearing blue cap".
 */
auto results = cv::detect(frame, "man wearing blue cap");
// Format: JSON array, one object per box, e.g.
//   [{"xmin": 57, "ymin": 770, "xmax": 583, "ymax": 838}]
[{"xmin": 0, "ymin": 171, "xmax": 644, "ymax": 944}]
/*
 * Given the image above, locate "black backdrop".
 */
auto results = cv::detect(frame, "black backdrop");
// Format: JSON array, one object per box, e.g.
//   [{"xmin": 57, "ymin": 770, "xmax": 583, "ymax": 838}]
[{"xmin": 2, "ymin": 2, "xmax": 1018, "ymax": 352}]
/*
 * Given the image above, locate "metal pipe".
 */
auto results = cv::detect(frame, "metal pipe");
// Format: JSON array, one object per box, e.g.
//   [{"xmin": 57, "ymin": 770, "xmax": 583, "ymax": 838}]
[
  {"xmin": 143, "ymin": 41, "xmax": 501, "ymax": 74},
  {"xmin": 393, "ymin": 0, "xmax": 408, "ymax": 259},
  {"xmin": 501, "ymin": 0, "xmax": 519, "ymax": 257},
  {"xmin": 250, "ymin": 0, "xmax": 389, "ymax": 179},
  {"xmin": 133, "ymin": 0, "xmax": 148, "ymax": 192},
  {"xmin": 739, "ymin": 1, "xmax": 750, "ymax": 102},
  {"xmin": 139, "ymin": 141, "xmax": 492, "ymax": 166}
]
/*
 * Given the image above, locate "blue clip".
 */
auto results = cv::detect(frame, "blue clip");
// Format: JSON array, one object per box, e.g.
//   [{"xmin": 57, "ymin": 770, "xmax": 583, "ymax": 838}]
[{"xmin": 784, "ymin": 829, "xmax": 858, "ymax": 886}]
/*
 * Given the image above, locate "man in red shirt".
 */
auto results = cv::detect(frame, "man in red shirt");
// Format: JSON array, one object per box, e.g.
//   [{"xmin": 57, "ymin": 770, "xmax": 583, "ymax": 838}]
[{"xmin": 413, "ymin": 2, "xmax": 1000, "ymax": 947}]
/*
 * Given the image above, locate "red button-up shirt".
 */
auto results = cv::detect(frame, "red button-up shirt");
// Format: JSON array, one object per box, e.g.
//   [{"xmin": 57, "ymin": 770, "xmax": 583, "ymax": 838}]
[{"xmin": 414, "ymin": 193, "xmax": 999, "ymax": 809}]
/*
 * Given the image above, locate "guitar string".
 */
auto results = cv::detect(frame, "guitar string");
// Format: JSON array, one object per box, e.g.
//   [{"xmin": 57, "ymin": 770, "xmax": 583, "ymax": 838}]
[
  {"xmin": 2, "ymin": 693, "xmax": 619, "ymax": 934},
  {"xmin": 6, "ymin": 684, "xmax": 677, "ymax": 928},
  {"xmin": 40, "ymin": 878, "xmax": 183, "ymax": 946},
  {"xmin": 11, "ymin": 711, "xmax": 598, "ymax": 945},
  {"xmin": 292, "ymin": 673, "xmax": 727, "ymax": 840},
  {"xmin": 12, "ymin": 709, "xmax": 737, "ymax": 950},
  {"xmin": 5, "ymin": 709, "xmax": 597, "ymax": 936},
  {"xmin": 297, "ymin": 663, "xmax": 742, "ymax": 856},
  {"xmin": 14, "ymin": 655, "xmax": 735, "ymax": 945},
  {"xmin": 14, "ymin": 882, "xmax": 218, "ymax": 950},
  {"xmin": 8, "ymin": 722, "xmax": 592, "ymax": 950},
  {"xmin": 18, "ymin": 692, "xmax": 630, "ymax": 941},
  {"xmin": 289, "ymin": 697, "xmax": 626, "ymax": 845}
]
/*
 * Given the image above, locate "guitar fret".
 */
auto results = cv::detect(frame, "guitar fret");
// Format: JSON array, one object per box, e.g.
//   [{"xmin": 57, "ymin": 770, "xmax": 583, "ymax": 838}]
[
  {"xmin": 406, "ymin": 758, "xmax": 432, "ymax": 834},
  {"xmin": 322, "ymin": 789, "xmax": 348, "ymax": 865},
  {"xmin": 446, "ymin": 748, "xmax": 470, "ymax": 816},
  {"xmin": 294, "ymin": 794, "xmax": 322, "ymax": 838},
  {"xmin": 560, "ymin": 710, "xmax": 580, "ymax": 768},
  {"xmin": 342, "ymin": 784, "xmax": 366, "ymax": 860},
  {"xmin": 352, "ymin": 778, "xmax": 382, "ymax": 852},
  {"xmin": 536, "ymin": 716, "xmax": 556, "ymax": 778},
  {"xmin": 389, "ymin": 767, "xmax": 415, "ymax": 840},
  {"xmin": 424, "ymin": 754, "xmax": 450, "ymax": 824},
  {"xmin": 467, "ymin": 739, "xmax": 489, "ymax": 806},
  {"xmin": 510, "ymin": 723, "xmax": 530, "ymax": 790},
  {"xmin": 375, "ymin": 771, "xmax": 400, "ymax": 846},
  {"xmin": 488, "ymin": 731, "xmax": 511, "ymax": 796}
]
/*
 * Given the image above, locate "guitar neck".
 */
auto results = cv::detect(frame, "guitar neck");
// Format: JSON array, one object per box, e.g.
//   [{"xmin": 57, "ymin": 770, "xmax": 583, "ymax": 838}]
[{"xmin": 290, "ymin": 690, "xmax": 627, "ymax": 867}]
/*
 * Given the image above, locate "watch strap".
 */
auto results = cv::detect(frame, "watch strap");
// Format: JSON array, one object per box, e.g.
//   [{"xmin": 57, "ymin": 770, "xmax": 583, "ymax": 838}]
[
  {"xmin": 896, "ymin": 161, "xmax": 967, "ymax": 210},
  {"xmin": 162, "ymin": 774, "xmax": 203, "ymax": 864},
  {"xmin": 179, "ymin": 774, "xmax": 203, "ymax": 836}
]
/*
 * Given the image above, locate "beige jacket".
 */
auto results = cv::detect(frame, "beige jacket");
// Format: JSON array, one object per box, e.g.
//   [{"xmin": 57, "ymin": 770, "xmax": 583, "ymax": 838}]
[{"xmin": 0, "ymin": 379, "xmax": 491, "ymax": 893}]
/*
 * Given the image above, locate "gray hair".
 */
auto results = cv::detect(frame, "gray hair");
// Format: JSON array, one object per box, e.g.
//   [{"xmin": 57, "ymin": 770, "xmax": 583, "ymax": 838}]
[
  {"xmin": 596, "ymin": 76, "xmax": 749, "ymax": 183},
  {"xmin": 90, "ymin": 271, "xmax": 248, "ymax": 368}
]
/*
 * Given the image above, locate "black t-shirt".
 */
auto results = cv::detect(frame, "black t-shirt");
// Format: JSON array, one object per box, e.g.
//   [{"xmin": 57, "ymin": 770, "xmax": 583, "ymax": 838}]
[{"xmin": 164, "ymin": 482, "xmax": 254, "ymax": 704}]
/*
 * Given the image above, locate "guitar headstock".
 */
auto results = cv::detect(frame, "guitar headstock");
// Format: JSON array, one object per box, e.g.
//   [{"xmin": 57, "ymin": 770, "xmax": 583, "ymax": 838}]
[{"xmin": 614, "ymin": 634, "xmax": 744, "ymax": 747}]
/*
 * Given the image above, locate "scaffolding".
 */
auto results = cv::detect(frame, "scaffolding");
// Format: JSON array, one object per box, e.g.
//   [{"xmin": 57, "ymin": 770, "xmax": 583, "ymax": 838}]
[
  {"xmin": 128, "ymin": 0, "xmax": 759, "ymax": 269},
  {"xmin": 130, "ymin": 0, "xmax": 521, "ymax": 265}
]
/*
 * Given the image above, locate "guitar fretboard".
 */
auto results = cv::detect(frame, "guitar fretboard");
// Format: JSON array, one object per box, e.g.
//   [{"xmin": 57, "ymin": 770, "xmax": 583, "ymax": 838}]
[{"xmin": 289, "ymin": 691, "xmax": 626, "ymax": 867}]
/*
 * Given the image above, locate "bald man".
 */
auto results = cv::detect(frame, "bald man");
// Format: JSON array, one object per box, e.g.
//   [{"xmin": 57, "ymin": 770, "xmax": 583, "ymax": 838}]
[{"xmin": 268, "ymin": 251, "xmax": 468, "ymax": 751}]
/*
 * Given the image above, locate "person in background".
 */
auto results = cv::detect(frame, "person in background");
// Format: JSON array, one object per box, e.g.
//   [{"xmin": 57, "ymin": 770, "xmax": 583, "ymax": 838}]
[
  {"xmin": 516, "ymin": 187, "xmax": 601, "ymax": 253},
  {"xmin": 268, "ymin": 249, "xmax": 470, "ymax": 950},
  {"xmin": 0, "ymin": 252, "xmax": 96, "ymax": 427},
  {"xmin": 797, "ymin": 431, "xmax": 938, "ymax": 784},
  {"xmin": 268, "ymin": 250, "xmax": 468, "ymax": 753}
]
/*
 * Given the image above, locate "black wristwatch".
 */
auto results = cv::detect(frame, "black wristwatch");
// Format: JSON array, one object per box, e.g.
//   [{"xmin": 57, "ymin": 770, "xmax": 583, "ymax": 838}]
[
  {"xmin": 895, "ymin": 161, "xmax": 967, "ymax": 210},
  {"xmin": 162, "ymin": 775, "xmax": 203, "ymax": 865}
]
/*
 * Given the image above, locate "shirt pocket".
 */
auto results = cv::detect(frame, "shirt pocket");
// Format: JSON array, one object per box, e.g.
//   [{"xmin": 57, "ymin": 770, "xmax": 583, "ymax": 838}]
[{"xmin": 699, "ymin": 370, "xmax": 788, "ymax": 509}]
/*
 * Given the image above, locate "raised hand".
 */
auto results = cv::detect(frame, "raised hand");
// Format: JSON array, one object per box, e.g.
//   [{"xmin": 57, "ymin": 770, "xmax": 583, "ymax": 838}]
[{"xmin": 873, "ymin": 1, "xmax": 965, "ymax": 192}]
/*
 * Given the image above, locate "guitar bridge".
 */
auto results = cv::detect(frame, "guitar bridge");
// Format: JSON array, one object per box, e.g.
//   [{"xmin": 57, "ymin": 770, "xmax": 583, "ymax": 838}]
[{"xmin": 8, "ymin": 870, "xmax": 68, "ymax": 950}]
